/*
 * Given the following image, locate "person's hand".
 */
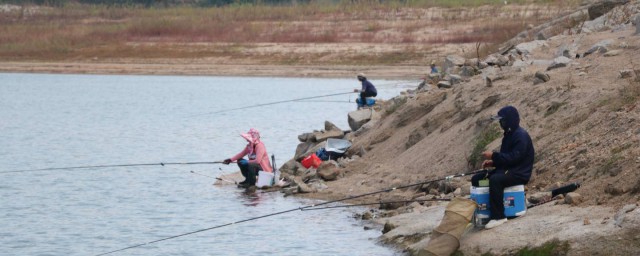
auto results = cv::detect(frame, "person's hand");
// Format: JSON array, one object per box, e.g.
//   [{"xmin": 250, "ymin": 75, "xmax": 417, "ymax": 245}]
[
  {"xmin": 353, "ymin": 89, "xmax": 360, "ymax": 93},
  {"xmin": 223, "ymin": 159, "xmax": 232, "ymax": 165},
  {"xmin": 482, "ymin": 151, "xmax": 493, "ymax": 160},
  {"xmin": 482, "ymin": 160, "xmax": 494, "ymax": 169}
]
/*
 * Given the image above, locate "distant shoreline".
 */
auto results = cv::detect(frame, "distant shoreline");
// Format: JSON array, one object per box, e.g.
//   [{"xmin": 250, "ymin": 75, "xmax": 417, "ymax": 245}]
[{"xmin": 0, "ymin": 61, "xmax": 427, "ymax": 80}]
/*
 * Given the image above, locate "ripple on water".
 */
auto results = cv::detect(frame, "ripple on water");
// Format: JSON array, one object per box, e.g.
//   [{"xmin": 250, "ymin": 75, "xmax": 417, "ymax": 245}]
[{"xmin": 0, "ymin": 73, "xmax": 409, "ymax": 256}]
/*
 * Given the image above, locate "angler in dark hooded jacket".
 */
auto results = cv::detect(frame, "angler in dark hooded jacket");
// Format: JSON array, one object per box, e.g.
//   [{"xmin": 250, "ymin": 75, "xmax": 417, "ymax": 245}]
[{"xmin": 471, "ymin": 105, "xmax": 535, "ymax": 229}]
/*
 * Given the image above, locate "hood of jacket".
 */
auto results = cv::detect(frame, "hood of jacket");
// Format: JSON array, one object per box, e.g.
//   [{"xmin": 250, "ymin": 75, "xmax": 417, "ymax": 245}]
[{"xmin": 497, "ymin": 105, "xmax": 520, "ymax": 133}]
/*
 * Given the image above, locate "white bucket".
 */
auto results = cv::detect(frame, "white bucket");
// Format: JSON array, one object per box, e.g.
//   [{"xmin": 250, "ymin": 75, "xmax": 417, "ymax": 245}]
[{"xmin": 256, "ymin": 171, "xmax": 274, "ymax": 188}]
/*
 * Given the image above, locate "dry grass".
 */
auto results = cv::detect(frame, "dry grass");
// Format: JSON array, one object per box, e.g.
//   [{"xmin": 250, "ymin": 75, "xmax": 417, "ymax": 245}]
[{"xmin": 0, "ymin": 1, "xmax": 576, "ymax": 63}]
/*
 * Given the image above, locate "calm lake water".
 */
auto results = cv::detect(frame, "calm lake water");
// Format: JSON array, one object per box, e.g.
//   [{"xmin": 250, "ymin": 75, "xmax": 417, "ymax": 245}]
[{"xmin": 0, "ymin": 73, "xmax": 414, "ymax": 256}]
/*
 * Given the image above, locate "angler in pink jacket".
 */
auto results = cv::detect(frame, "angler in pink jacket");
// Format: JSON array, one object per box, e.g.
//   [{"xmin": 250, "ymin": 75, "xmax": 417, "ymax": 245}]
[{"xmin": 223, "ymin": 128, "xmax": 272, "ymax": 188}]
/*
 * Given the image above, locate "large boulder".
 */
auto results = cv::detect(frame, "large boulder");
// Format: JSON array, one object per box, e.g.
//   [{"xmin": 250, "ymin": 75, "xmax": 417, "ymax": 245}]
[
  {"xmin": 324, "ymin": 120, "xmax": 341, "ymax": 132},
  {"xmin": 317, "ymin": 161, "xmax": 341, "ymax": 181},
  {"xmin": 296, "ymin": 142, "xmax": 326, "ymax": 161},
  {"xmin": 588, "ymin": 0, "xmax": 629, "ymax": 20},
  {"xmin": 515, "ymin": 40, "xmax": 547, "ymax": 55},
  {"xmin": 313, "ymin": 129, "xmax": 344, "ymax": 142},
  {"xmin": 297, "ymin": 132, "xmax": 314, "ymax": 142},
  {"xmin": 294, "ymin": 141, "xmax": 315, "ymax": 160},
  {"xmin": 348, "ymin": 109, "xmax": 372, "ymax": 131},
  {"xmin": 279, "ymin": 159, "xmax": 300, "ymax": 175},
  {"xmin": 444, "ymin": 55, "xmax": 465, "ymax": 73}
]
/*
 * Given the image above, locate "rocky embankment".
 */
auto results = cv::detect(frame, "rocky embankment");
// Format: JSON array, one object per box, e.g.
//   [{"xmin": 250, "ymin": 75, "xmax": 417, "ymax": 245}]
[{"xmin": 276, "ymin": 0, "xmax": 640, "ymax": 255}]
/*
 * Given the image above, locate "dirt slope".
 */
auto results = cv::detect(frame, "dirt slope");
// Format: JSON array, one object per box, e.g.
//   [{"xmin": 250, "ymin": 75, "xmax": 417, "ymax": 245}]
[{"xmin": 297, "ymin": 1, "xmax": 640, "ymax": 254}]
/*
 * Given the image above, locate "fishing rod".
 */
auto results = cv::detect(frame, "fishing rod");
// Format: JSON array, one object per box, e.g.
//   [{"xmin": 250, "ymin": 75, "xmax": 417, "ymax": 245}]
[
  {"xmin": 301, "ymin": 198, "xmax": 452, "ymax": 211},
  {"xmin": 1, "ymin": 161, "xmax": 225, "ymax": 174},
  {"xmin": 185, "ymin": 91, "xmax": 355, "ymax": 117},
  {"xmin": 94, "ymin": 168, "xmax": 485, "ymax": 256}
]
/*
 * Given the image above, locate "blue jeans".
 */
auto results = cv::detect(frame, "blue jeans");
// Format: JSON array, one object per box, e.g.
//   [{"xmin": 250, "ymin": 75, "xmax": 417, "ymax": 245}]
[{"xmin": 237, "ymin": 159, "xmax": 261, "ymax": 185}]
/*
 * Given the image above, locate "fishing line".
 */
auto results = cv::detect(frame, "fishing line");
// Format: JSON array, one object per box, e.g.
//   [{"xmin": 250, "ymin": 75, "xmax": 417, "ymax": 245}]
[
  {"xmin": 293, "ymin": 100, "xmax": 353, "ymax": 103},
  {"xmin": 301, "ymin": 198, "xmax": 452, "ymax": 211},
  {"xmin": 94, "ymin": 169, "xmax": 484, "ymax": 256},
  {"xmin": 1, "ymin": 161, "xmax": 225, "ymax": 174},
  {"xmin": 184, "ymin": 92, "xmax": 355, "ymax": 118},
  {"xmin": 190, "ymin": 170, "xmax": 238, "ymax": 184}
]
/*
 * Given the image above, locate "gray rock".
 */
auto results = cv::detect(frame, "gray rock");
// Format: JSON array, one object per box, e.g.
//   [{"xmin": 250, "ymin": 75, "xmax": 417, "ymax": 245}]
[
  {"xmin": 449, "ymin": 74, "xmax": 463, "ymax": 85},
  {"xmin": 535, "ymin": 71, "xmax": 551, "ymax": 83},
  {"xmin": 444, "ymin": 55, "xmax": 466, "ymax": 72},
  {"xmin": 604, "ymin": 50, "xmax": 622, "ymax": 57},
  {"xmin": 584, "ymin": 39, "xmax": 614, "ymax": 56},
  {"xmin": 512, "ymin": 60, "xmax": 528, "ymax": 69},
  {"xmin": 297, "ymin": 132, "xmax": 314, "ymax": 142},
  {"xmin": 312, "ymin": 129, "xmax": 343, "ymax": 142},
  {"xmin": 294, "ymin": 142, "xmax": 315, "ymax": 160},
  {"xmin": 301, "ymin": 168, "xmax": 317, "ymax": 181},
  {"xmin": 528, "ymin": 191, "xmax": 552, "ymax": 204},
  {"xmin": 382, "ymin": 222, "xmax": 397, "ymax": 234},
  {"xmin": 565, "ymin": 192, "xmax": 583, "ymax": 205},
  {"xmin": 348, "ymin": 109, "xmax": 372, "ymax": 131},
  {"xmin": 437, "ymin": 81, "xmax": 452, "ymax": 89},
  {"xmin": 484, "ymin": 54, "xmax": 509, "ymax": 66},
  {"xmin": 516, "ymin": 40, "xmax": 547, "ymax": 55},
  {"xmin": 300, "ymin": 143, "xmax": 326, "ymax": 162},
  {"xmin": 280, "ymin": 159, "xmax": 300, "ymax": 175},
  {"xmin": 293, "ymin": 177, "xmax": 316, "ymax": 193},
  {"xmin": 588, "ymin": 0, "xmax": 629, "ymax": 20},
  {"xmin": 317, "ymin": 162, "xmax": 340, "ymax": 181},
  {"xmin": 556, "ymin": 44, "xmax": 578, "ymax": 59},
  {"xmin": 531, "ymin": 59, "xmax": 554, "ymax": 67},
  {"xmin": 324, "ymin": 121, "xmax": 341, "ymax": 131},
  {"xmin": 582, "ymin": 15, "xmax": 608, "ymax": 32},
  {"xmin": 614, "ymin": 204, "xmax": 638, "ymax": 227},
  {"xmin": 547, "ymin": 56, "xmax": 572, "ymax": 71},
  {"xmin": 484, "ymin": 71, "xmax": 505, "ymax": 87},
  {"xmin": 460, "ymin": 66, "xmax": 476, "ymax": 77},
  {"xmin": 308, "ymin": 180, "xmax": 328, "ymax": 191}
]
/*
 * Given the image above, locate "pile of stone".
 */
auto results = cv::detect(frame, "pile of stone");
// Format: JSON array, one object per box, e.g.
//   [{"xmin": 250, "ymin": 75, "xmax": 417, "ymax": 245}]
[
  {"xmin": 424, "ymin": 0, "xmax": 638, "ymax": 89},
  {"xmin": 277, "ymin": 105, "xmax": 389, "ymax": 196},
  {"xmin": 278, "ymin": 121, "xmax": 355, "ymax": 196}
]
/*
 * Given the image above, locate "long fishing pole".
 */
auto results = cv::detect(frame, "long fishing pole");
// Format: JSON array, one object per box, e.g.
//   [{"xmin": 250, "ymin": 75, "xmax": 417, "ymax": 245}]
[
  {"xmin": 94, "ymin": 169, "xmax": 484, "ymax": 256},
  {"xmin": 301, "ymin": 198, "xmax": 452, "ymax": 211},
  {"xmin": 1, "ymin": 161, "xmax": 225, "ymax": 174},
  {"xmin": 185, "ymin": 91, "xmax": 355, "ymax": 117}
]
